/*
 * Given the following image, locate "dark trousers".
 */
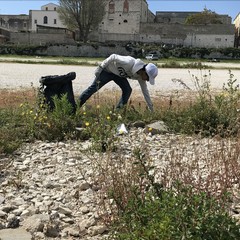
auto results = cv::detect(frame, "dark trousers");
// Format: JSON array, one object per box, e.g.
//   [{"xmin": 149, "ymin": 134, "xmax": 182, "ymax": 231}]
[{"xmin": 79, "ymin": 70, "xmax": 132, "ymax": 108}]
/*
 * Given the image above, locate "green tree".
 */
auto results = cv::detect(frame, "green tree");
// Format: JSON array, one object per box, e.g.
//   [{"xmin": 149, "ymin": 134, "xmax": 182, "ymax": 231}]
[
  {"xmin": 185, "ymin": 8, "xmax": 222, "ymax": 25},
  {"xmin": 58, "ymin": 0, "xmax": 106, "ymax": 42}
]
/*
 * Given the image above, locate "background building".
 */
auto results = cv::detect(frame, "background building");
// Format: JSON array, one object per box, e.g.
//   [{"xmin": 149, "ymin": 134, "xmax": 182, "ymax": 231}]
[
  {"xmin": 0, "ymin": 1, "xmax": 236, "ymax": 48},
  {"xmin": 91, "ymin": 0, "xmax": 235, "ymax": 48},
  {"xmin": 29, "ymin": 3, "xmax": 65, "ymax": 32},
  {"xmin": 234, "ymin": 13, "xmax": 240, "ymax": 47},
  {"xmin": 0, "ymin": 14, "xmax": 29, "ymax": 32}
]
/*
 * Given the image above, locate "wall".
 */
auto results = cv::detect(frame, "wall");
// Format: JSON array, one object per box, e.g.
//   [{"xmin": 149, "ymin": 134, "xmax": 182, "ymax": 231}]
[
  {"xmin": 98, "ymin": 32, "xmax": 139, "ymax": 42},
  {"xmin": 10, "ymin": 32, "xmax": 75, "ymax": 45},
  {"xmin": 155, "ymin": 11, "xmax": 232, "ymax": 25},
  {"xmin": 35, "ymin": 44, "xmax": 130, "ymax": 57},
  {"xmin": 138, "ymin": 23, "xmax": 235, "ymax": 47},
  {"xmin": 234, "ymin": 14, "xmax": 240, "ymax": 47},
  {"xmin": 184, "ymin": 34, "xmax": 234, "ymax": 48}
]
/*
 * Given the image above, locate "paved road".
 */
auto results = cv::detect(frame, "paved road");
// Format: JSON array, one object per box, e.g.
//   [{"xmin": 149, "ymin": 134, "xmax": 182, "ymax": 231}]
[{"xmin": 0, "ymin": 62, "xmax": 240, "ymax": 95}]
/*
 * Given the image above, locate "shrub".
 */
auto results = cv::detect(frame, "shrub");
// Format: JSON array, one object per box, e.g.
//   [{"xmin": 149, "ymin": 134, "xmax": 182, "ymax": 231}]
[
  {"xmin": 112, "ymin": 183, "xmax": 240, "ymax": 240},
  {"xmin": 163, "ymin": 70, "xmax": 240, "ymax": 136},
  {"xmin": 92, "ymin": 147, "xmax": 240, "ymax": 239}
]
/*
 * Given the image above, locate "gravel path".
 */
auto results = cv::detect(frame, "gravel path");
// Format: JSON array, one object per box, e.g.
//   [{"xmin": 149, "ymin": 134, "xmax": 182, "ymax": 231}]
[
  {"xmin": 1, "ymin": 129, "xmax": 240, "ymax": 239},
  {"xmin": 0, "ymin": 62, "xmax": 240, "ymax": 95}
]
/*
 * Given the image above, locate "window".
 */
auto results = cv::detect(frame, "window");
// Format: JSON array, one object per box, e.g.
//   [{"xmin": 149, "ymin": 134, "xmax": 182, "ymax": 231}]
[
  {"xmin": 34, "ymin": 19, "xmax": 37, "ymax": 24},
  {"xmin": 43, "ymin": 16, "xmax": 48, "ymax": 24},
  {"xmin": 23, "ymin": 22, "xmax": 27, "ymax": 28},
  {"xmin": 108, "ymin": 0, "xmax": 115, "ymax": 14},
  {"xmin": 123, "ymin": 0, "xmax": 129, "ymax": 13},
  {"xmin": 54, "ymin": 19, "xmax": 57, "ymax": 24}
]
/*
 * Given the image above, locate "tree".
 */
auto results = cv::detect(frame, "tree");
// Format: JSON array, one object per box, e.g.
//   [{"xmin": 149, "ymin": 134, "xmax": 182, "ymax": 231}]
[
  {"xmin": 185, "ymin": 8, "xmax": 222, "ymax": 25},
  {"xmin": 58, "ymin": 0, "xmax": 106, "ymax": 42}
]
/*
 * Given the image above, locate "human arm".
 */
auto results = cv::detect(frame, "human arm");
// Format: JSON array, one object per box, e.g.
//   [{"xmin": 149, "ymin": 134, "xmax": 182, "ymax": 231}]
[{"xmin": 138, "ymin": 79, "xmax": 154, "ymax": 111}]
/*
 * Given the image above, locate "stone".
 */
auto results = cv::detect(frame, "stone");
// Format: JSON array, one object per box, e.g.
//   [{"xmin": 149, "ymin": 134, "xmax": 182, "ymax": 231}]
[
  {"xmin": 58, "ymin": 206, "xmax": 72, "ymax": 216},
  {"xmin": 22, "ymin": 214, "xmax": 50, "ymax": 233},
  {"xmin": 144, "ymin": 121, "xmax": 169, "ymax": 135},
  {"xmin": 0, "ymin": 210, "xmax": 7, "ymax": 217},
  {"xmin": 0, "ymin": 228, "xmax": 32, "ymax": 240},
  {"xmin": 88, "ymin": 225, "xmax": 107, "ymax": 236},
  {"xmin": 0, "ymin": 195, "xmax": 5, "ymax": 204}
]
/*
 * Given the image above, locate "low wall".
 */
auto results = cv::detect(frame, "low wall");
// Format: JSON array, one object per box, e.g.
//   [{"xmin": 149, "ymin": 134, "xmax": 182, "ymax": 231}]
[
  {"xmin": 10, "ymin": 32, "xmax": 75, "ymax": 45},
  {"xmin": 0, "ymin": 43, "xmax": 240, "ymax": 59}
]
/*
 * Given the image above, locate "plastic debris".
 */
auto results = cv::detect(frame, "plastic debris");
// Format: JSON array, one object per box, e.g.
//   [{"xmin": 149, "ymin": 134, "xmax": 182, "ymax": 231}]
[{"xmin": 116, "ymin": 123, "xmax": 128, "ymax": 135}]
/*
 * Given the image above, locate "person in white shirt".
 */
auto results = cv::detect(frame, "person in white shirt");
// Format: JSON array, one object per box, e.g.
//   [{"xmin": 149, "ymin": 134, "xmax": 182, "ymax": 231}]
[{"xmin": 79, "ymin": 54, "xmax": 158, "ymax": 111}]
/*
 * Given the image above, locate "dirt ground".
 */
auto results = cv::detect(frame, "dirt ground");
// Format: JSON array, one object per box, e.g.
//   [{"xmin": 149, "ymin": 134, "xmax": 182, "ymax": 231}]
[{"xmin": 1, "ymin": 62, "xmax": 239, "ymax": 108}]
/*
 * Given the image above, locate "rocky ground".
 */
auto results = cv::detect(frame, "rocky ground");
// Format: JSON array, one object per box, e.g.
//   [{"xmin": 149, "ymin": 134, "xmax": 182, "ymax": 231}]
[{"xmin": 0, "ymin": 123, "xmax": 240, "ymax": 239}]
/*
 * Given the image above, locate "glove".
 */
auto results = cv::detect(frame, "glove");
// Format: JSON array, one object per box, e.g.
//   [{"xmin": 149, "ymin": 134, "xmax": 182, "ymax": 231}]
[{"xmin": 95, "ymin": 66, "xmax": 103, "ymax": 78}]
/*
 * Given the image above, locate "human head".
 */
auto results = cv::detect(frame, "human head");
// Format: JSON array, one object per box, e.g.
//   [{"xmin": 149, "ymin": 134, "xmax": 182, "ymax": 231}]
[
  {"xmin": 137, "ymin": 63, "xmax": 158, "ymax": 84},
  {"xmin": 145, "ymin": 63, "xmax": 158, "ymax": 85}
]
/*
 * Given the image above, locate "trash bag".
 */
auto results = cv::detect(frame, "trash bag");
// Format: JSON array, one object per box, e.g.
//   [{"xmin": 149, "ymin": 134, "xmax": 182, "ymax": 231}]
[{"xmin": 39, "ymin": 72, "xmax": 76, "ymax": 113}]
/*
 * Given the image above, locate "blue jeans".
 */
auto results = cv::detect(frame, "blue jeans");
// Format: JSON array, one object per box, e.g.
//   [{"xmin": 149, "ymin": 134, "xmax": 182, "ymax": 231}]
[{"xmin": 79, "ymin": 70, "xmax": 132, "ymax": 108}]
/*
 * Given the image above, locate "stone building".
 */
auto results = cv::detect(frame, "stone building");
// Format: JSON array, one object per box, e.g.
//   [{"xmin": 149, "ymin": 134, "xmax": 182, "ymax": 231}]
[
  {"xmin": 94, "ymin": 1, "xmax": 235, "ymax": 48},
  {"xmin": 0, "ymin": 14, "xmax": 29, "ymax": 32},
  {"xmin": 155, "ymin": 11, "xmax": 232, "ymax": 25},
  {"xmin": 0, "ymin": 3, "xmax": 73, "ymax": 45},
  {"xmin": 96, "ymin": 0, "xmax": 154, "ymax": 42},
  {"xmin": 29, "ymin": 3, "xmax": 65, "ymax": 32},
  {"xmin": 234, "ymin": 13, "xmax": 240, "ymax": 47},
  {"xmin": 0, "ymin": 1, "xmax": 236, "ymax": 48}
]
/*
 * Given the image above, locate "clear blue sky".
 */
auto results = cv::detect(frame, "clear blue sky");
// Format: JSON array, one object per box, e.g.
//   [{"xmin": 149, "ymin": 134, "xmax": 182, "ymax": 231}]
[{"xmin": 0, "ymin": 0, "xmax": 239, "ymax": 21}]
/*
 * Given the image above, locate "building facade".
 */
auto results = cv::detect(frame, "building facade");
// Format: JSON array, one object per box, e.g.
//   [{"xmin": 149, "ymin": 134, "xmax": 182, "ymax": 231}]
[
  {"xmin": 95, "ymin": 2, "xmax": 234, "ymax": 48},
  {"xmin": 0, "ymin": 1, "xmax": 236, "ymax": 48},
  {"xmin": 0, "ymin": 15, "xmax": 29, "ymax": 32},
  {"xmin": 29, "ymin": 3, "xmax": 65, "ymax": 32},
  {"xmin": 99, "ymin": 0, "xmax": 154, "ymax": 35},
  {"xmin": 234, "ymin": 13, "xmax": 240, "ymax": 47}
]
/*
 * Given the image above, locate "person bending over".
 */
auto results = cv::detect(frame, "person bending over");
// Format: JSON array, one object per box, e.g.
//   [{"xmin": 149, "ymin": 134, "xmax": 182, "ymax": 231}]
[{"xmin": 79, "ymin": 54, "xmax": 158, "ymax": 111}]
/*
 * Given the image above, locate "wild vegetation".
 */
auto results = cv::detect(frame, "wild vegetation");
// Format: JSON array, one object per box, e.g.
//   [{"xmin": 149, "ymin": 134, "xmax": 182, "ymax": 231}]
[{"xmin": 1, "ymin": 69, "xmax": 240, "ymax": 238}]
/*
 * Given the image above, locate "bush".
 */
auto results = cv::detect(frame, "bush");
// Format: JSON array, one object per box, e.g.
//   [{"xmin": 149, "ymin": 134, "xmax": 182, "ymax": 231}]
[
  {"xmin": 113, "ymin": 183, "xmax": 240, "ymax": 240},
  {"xmin": 94, "ymin": 148, "xmax": 240, "ymax": 239}
]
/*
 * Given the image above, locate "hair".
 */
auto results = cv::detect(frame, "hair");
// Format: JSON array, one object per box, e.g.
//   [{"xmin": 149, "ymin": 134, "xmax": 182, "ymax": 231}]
[{"xmin": 142, "ymin": 64, "xmax": 148, "ymax": 71}]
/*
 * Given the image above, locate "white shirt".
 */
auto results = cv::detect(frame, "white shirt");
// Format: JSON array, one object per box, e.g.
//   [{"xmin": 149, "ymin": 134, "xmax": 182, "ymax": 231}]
[{"xmin": 100, "ymin": 54, "xmax": 153, "ymax": 111}]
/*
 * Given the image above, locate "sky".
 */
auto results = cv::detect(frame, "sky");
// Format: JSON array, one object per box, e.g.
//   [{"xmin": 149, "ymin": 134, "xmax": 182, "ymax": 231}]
[{"xmin": 0, "ymin": 0, "xmax": 239, "ymax": 22}]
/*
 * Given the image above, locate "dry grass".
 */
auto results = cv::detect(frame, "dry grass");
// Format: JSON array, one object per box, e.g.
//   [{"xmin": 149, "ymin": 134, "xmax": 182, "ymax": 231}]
[
  {"xmin": 0, "ymin": 88, "xmax": 37, "ymax": 108},
  {"xmin": 0, "ymin": 88, "xmax": 196, "ymax": 110}
]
